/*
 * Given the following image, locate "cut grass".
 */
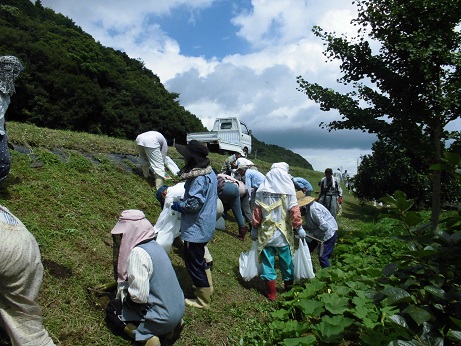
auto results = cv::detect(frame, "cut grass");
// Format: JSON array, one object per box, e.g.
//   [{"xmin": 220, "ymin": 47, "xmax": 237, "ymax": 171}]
[{"xmin": 1, "ymin": 122, "xmax": 372, "ymax": 345}]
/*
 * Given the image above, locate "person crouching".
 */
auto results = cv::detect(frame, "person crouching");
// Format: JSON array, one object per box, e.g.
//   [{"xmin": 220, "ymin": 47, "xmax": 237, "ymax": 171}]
[{"xmin": 105, "ymin": 209, "xmax": 185, "ymax": 346}]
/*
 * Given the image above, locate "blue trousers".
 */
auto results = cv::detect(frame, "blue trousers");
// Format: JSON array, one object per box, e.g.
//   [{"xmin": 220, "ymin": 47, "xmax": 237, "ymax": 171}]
[
  {"xmin": 260, "ymin": 245, "xmax": 293, "ymax": 282},
  {"xmin": 219, "ymin": 182, "xmax": 246, "ymax": 228},
  {"xmin": 308, "ymin": 232, "xmax": 337, "ymax": 268},
  {"xmin": 183, "ymin": 241, "xmax": 209, "ymax": 287}
]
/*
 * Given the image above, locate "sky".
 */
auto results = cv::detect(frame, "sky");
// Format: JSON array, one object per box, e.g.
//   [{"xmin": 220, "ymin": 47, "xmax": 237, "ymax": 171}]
[{"xmin": 36, "ymin": 0, "xmax": 382, "ymax": 175}]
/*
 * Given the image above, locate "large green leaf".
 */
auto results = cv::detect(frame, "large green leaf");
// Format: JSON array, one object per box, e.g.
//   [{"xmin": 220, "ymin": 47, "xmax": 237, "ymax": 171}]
[
  {"xmin": 322, "ymin": 293, "xmax": 350, "ymax": 314},
  {"xmin": 403, "ymin": 212, "xmax": 423, "ymax": 227},
  {"xmin": 294, "ymin": 299, "xmax": 325, "ymax": 316},
  {"xmin": 313, "ymin": 315, "xmax": 354, "ymax": 343},
  {"xmin": 424, "ymin": 285, "xmax": 447, "ymax": 300},
  {"xmin": 382, "ymin": 287, "xmax": 412, "ymax": 305},
  {"xmin": 402, "ymin": 305, "xmax": 433, "ymax": 326},
  {"xmin": 282, "ymin": 335, "xmax": 317, "ymax": 346},
  {"xmin": 447, "ymin": 330, "xmax": 461, "ymax": 342}
]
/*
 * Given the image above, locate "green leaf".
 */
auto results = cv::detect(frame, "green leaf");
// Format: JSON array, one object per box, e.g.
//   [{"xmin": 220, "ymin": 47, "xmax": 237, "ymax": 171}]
[
  {"xmin": 313, "ymin": 315, "xmax": 354, "ymax": 343},
  {"xmin": 322, "ymin": 293, "xmax": 350, "ymax": 314},
  {"xmin": 388, "ymin": 314, "xmax": 412, "ymax": 333},
  {"xmin": 447, "ymin": 330, "xmax": 461, "ymax": 342},
  {"xmin": 449, "ymin": 317, "xmax": 461, "ymax": 329},
  {"xmin": 283, "ymin": 335, "xmax": 317, "ymax": 346},
  {"xmin": 294, "ymin": 299, "xmax": 325, "ymax": 316},
  {"xmin": 402, "ymin": 305, "xmax": 433, "ymax": 326},
  {"xmin": 403, "ymin": 212, "xmax": 423, "ymax": 227},
  {"xmin": 272, "ymin": 308, "xmax": 291, "ymax": 319},
  {"xmin": 424, "ymin": 286, "xmax": 447, "ymax": 300},
  {"xmin": 382, "ymin": 287, "xmax": 412, "ymax": 305}
]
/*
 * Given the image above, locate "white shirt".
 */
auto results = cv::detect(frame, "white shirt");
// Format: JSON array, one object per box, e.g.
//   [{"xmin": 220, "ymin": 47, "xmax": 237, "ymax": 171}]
[
  {"xmin": 304, "ymin": 201, "xmax": 338, "ymax": 241},
  {"xmin": 126, "ymin": 247, "xmax": 153, "ymax": 304}
]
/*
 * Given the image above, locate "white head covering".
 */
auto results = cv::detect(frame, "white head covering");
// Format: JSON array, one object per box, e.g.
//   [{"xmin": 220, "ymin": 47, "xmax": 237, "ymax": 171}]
[
  {"xmin": 256, "ymin": 162, "xmax": 296, "ymax": 195},
  {"xmin": 111, "ymin": 210, "xmax": 155, "ymax": 282}
]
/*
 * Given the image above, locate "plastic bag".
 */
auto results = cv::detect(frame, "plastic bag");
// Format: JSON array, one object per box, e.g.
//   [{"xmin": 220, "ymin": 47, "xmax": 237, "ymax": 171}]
[
  {"xmin": 239, "ymin": 241, "xmax": 261, "ymax": 281},
  {"xmin": 165, "ymin": 156, "xmax": 180, "ymax": 176},
  {"xmin": 293, "ymin": 238, "xmax": 315, "ymax": 282}
]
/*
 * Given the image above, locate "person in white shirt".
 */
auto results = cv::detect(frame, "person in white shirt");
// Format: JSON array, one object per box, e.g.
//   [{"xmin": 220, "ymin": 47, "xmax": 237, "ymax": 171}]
[
  {"xmin": 106, "ymin": 210, "xmax": 185, "ymax": 346},
  {"xmin": 0, "ymin": 56, "xmax": 23, "ymax": 182},
  {"xmin": 135, "ymin": 131, "xmax": 168, "ymax": 189},
  {"xmin": 296, "ymin": 192, "xmax": 338, "ymax": 268},
  {"xmin": 0, "ymin": 205, "xmax": 55, "ymax": 346}
]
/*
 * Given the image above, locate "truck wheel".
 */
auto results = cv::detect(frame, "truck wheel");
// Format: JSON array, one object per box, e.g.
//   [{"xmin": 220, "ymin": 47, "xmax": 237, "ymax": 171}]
[{"xmin": 243, "ymin": 147, "xmax": 249, "ymax": 156}]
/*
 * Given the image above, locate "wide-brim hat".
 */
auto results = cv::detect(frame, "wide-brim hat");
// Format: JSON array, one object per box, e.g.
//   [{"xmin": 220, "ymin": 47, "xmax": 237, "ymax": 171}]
[
  {"xmin": 111, "ymin": 210, "xmax": 147, "ymax": 234},
  {"xmin": 175, "ymin": 140, "xmax": 209, "ymax": 159},
  {"xmin": 237, "ymin": 164, "xmax": 248, "ymax": 171},
  {"xmin": 296, "ymin": 191, "xmax": 315, "ymax": 207}
]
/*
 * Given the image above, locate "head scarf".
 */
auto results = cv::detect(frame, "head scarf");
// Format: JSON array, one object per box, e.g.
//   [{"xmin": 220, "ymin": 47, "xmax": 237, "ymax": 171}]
[
  {"xmin": 257, "ymin": 162, "xmax": 296, "ymax": 195},
  {"xmin": 0, "ymin": 56, "xmax": 24, "ymax": 96},
  {"xmin": 111, "ymin": 209, "xmax": 155, "ymax": 282}
]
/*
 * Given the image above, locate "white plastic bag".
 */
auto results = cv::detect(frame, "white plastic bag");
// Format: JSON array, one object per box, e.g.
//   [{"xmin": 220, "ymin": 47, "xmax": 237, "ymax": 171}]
[
  {"xmin": 239, "ymin": 241, "xmax": 261, "ymax": 281},
  {"xmin": 165, "ymin": 156, "xmax": 180, "ymax": 176},
  {"xmin": 293, "ymin": 238, "xmax": 315, "ymax": 282}
]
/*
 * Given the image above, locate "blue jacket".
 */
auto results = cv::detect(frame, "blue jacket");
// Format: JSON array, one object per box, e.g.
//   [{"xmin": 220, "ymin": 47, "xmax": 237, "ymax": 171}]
[{"xmin": 180, "ymin": 171, "xmax": 217, "ymax": 242}]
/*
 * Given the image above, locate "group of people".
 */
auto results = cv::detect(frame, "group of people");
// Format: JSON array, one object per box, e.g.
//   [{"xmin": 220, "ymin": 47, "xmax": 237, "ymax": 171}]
[{"xmin": 0, "ymin": 54, "xmax": 342, "ymax": 345}]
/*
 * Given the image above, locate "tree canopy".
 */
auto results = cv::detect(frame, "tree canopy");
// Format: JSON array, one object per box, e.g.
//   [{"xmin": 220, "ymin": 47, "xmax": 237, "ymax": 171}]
[
  {"xmin": 0, "ymin": 0, "xmax": 206, "ymax": 144},
  {"xmin": 297, "ymin": 0, "xmax": 461, "ymax": 227}
]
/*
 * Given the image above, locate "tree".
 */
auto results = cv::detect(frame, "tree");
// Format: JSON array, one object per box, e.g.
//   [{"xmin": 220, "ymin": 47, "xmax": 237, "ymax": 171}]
[{"xmin": 297, "ymin": 0, "xmax": 461, "ymax": 229}]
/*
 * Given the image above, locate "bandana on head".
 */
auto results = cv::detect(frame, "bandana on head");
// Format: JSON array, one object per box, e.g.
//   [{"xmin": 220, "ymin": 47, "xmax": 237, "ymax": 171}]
[{"xmin": 0, "ymin": 56, "xmax": 24, "ymax": 96}]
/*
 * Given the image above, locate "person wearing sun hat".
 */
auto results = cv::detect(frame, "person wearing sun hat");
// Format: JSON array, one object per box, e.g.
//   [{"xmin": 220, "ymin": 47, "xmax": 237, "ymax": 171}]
[
  {"xmin": 296, "ymin": 191, "xmax": 338, "ymax": 268},
  {"xmin": 172, "ymin": 140, "xmax": 217, "ymax": 309},
  {"xmin": 105, "ymin": 209, "xmax": 185, "ymax": 346},
  {"xmin": 250, "ymin": 162, "xmax": 304, "ymax": 300}
]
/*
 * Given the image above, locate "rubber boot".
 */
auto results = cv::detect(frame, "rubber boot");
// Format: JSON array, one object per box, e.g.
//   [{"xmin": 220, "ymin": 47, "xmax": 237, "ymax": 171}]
[
  {"xmin": 123, "ymin": 323, "xmax": 137, "ymax": 340},
  {"xmin": 185, "ymin": 287, "xmax": 212, "ymax": 309},
  {"xmin": 145, "ymin": 335, "xmax": 161, "ymax": 346},
  {"xmin": 205, "ymin": 268, "xmax": 214, "ymax": 295},
  {"xmin": 284, "ymin": 280, "xmax": 294, "ymax": 292},
  {"xmin": 265, "ymin": 280, "xmax": 277, "ymax": 301},
  {"xmin": 155, "ymin": 176, "xmax": 165, "ymax": 189},
  {"xmin": 237, "ymin": 226, "xmax": 248, "ymax": 241}
]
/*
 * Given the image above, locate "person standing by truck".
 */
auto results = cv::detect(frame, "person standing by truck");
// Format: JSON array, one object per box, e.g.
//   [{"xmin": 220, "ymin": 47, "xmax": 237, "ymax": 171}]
[{"xmin": 135, "ymin": 131, "xmax": 168, "ymax": 189}]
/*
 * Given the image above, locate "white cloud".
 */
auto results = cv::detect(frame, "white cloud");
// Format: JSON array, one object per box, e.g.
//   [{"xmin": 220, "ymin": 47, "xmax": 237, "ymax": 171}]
[{"xmin": 38, "ymin": 0, "xmax": 375, "ymax": 172}]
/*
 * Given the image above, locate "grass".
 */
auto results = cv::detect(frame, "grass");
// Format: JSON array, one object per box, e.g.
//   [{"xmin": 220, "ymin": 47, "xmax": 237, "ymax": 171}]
[{"xmin": 1, "ymin": 122, "xmax": 374, "ymax": 346}]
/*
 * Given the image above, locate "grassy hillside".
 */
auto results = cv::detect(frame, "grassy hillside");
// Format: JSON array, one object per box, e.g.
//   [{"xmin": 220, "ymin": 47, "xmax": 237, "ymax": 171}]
[{"xmin": 1, "ymin": 122, "xmax": 348, "ymax": 346}]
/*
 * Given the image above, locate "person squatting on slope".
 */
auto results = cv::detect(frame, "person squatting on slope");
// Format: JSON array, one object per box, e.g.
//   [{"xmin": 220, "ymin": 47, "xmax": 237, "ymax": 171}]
[
  {"xmin": 172, "ymin": 140, "xmax": 217, "ymax": 310},
  {"xmin": 318, "ymin": 168, "xmax": 343, "ymax": 219},
  {"xmin": 135, "ymin": 131, "xmax": 168, "ymax": 189},
  {"xmin": 217, "ymin": 173, "xmax": 252, "ymax": 241},
  {"xmin": 106, "ymin": 210, "xmax": 185, "ymax": 346},
  {"xmin": 0, "ymin": 56, "xmax": 23, "ymax": 182},
  {"xmin": 0, "ymin": 205, "xmax": 55, "ymax": 346},
  {"xmin": 250, "ymin": 162, "xmax": 305, "ymax": 301},
  {"xmin": 296, "ymin": 192, "xmax": 338, "ymax": 268},
  {"xmin": 154, "ymin": 183, "xmax": 223, "ymax": 269}
]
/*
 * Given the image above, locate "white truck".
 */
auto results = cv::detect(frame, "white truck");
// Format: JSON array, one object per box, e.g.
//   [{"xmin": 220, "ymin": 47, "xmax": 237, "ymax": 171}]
[{"xmin": 186, "ymin": 117, "xmax": 252, "ymax": 155}]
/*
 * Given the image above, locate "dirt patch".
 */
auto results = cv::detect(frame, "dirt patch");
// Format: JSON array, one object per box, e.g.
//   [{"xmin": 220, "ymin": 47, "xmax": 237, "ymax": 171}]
[{"xmin": 42, "ymin": 259, "xmax": 73, "ymax": 278}]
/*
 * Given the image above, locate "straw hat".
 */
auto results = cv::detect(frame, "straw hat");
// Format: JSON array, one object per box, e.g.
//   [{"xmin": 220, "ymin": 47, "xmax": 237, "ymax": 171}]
[{"xmin": 296, "ymin": 191, "xmax": 315, "ymax": 207}]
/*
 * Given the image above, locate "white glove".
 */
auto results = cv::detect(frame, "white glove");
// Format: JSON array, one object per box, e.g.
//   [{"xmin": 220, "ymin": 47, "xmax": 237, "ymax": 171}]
[
  {"xmin": 251, "ymin": 228, "xmax": 258, "ymax": 241},
  {"xmin": 297, "ymin": 227, "xmax": 307, "ymax": 238}
]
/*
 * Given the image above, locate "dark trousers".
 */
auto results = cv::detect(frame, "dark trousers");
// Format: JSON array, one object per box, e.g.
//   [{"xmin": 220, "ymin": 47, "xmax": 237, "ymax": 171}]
[
  {"xmin": 183, "ymin": 241, "xmax": 209, "ymax": 287},
  {"xmin": 0, "ymin": 132, "xmax": 11, "ymax": 182},
  {"xmin": 308, "ymin": 232, "xmax": 337, "ymax": 268}
]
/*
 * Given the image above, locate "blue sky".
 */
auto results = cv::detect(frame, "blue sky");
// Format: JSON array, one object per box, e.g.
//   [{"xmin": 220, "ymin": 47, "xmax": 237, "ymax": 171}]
[{"xmin": 37, "ymin": 0, "xmax": 381, "ymax": 175}]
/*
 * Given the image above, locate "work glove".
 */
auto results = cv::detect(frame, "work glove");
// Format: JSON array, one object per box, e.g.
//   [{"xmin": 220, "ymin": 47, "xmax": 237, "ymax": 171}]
[
  {"xmin": 171, "ymin": 202, "xmax": 182, "ymax": 212},
  {"xmin": 251, "ymin": 228, "xmax": 258, "ymax": 241},
  {"xmin": 297, "ymin": 226, "xmax": 307, "ymax": 239},
  {"xmin": 338, "ymin": 197, "xmax": 342, "ymax": 204}
]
